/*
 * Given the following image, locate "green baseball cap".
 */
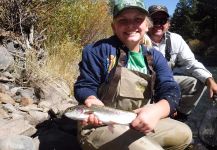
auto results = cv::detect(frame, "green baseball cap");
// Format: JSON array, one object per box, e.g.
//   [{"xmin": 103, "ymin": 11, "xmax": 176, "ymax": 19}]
[{"xmin": 112, "ymin": 0, "xmax": 148, "ymax": 17}]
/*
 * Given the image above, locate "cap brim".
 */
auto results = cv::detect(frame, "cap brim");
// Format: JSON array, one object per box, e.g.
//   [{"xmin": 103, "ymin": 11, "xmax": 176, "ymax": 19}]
[
  {"xmin": 114, "ymin": 6, "xmax": 148, "ymax": 17},
  {"xmin": 150, "ymin": 10, "xmax": 169, "ymax": 17}
]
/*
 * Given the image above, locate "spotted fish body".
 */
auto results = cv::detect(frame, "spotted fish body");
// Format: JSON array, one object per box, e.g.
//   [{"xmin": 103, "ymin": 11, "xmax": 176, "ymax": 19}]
[{"xmin": 64, "ymin": 105, "xmax": 137, "ymax": 125}]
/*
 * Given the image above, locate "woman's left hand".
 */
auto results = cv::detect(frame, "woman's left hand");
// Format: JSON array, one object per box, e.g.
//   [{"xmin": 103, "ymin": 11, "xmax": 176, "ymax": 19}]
[
  {"xmin": 131, "ymin": 100, "xmax": 170, "ymax": 134},
  {"xmin": 131, "ymin": 104, "xmax": 161, "ymax": 134}
]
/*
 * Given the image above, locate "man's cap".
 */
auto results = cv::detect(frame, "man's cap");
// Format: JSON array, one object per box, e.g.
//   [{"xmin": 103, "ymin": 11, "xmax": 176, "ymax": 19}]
[
  {"xmin": 112, "ymin": 0, "xmax": 148, "ymax": 17},
  {"xmin": 148, "ymin": 5, "xmax": 169, "ymax": 17}
]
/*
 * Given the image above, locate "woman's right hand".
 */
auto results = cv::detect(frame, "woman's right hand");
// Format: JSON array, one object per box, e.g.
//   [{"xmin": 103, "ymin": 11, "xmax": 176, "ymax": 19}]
[{"xmin": 82, "ymin": 95, "xmax": 104, "ymax": 126}]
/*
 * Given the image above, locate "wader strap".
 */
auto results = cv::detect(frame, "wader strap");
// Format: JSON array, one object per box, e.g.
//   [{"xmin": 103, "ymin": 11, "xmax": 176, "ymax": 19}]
[
  {"xmin": 105, "ymin": 67, "xmax": 121, "ymax": 99},
  {"xmin": 101, "ymin": 49, "xmax": 126, "ymax": 101},
  {"xmin": 165, "ymin": 32, "xmax": 171, "ymax": 61},
  {"xmin": 117, "ymin": 48, "xmax": 127, "ymax": 67}
]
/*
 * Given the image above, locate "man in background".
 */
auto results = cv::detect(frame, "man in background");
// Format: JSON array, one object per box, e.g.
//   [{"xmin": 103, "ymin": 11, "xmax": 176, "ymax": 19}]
[{"xmin": 147, "ymin": 5, "xmax": 217, "ymax": 121}]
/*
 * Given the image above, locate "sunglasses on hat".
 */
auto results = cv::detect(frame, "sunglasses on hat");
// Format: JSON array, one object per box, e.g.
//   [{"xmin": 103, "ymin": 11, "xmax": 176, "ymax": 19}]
[{"xmin": 152, "ymin": 18, "xmax": 168, "ymax": 25}]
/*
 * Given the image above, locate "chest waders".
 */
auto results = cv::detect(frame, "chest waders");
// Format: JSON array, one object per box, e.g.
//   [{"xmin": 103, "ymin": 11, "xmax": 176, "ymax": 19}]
[
  {"xmin": 98, "ymin": 48, "xmax": 156, "ymax": 111},
  {"xmin": 78, "ymin": 48, "xmax": 192, "ymax": 150}
]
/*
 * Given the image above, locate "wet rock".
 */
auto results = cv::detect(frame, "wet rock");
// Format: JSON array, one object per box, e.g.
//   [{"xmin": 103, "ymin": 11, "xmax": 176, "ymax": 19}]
[{"xmin": 198, "ymin": 103, "xmax": 217, "ymax": 148}]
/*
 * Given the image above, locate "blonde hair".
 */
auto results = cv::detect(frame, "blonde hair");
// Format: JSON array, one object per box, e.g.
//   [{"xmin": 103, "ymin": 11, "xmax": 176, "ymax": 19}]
[
  {"xmin": 142, "ymin": 17, "xmax": 153, "ymax": 48},
  {"xmin": 143, "ymin": 34, "xmax": 152, "ymax": 48}
]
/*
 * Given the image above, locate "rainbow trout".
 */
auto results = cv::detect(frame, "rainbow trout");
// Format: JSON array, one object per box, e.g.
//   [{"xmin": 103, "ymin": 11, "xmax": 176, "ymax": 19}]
[{"xmin": 64, "ymin": 105, "xmax": 137, "ymax": 125}]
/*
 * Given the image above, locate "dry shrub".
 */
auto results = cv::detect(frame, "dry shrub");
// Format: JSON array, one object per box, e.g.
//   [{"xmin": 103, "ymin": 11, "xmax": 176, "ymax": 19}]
[
  {"xmin": 1, "ymin": 0, "xmax": 112, "ymax": 93},
  {"xmin": 23, "ymin": 37, "xmax": 81, "ymax": 94},
  {"xmin": 188, "ymin": 39, "xmax": 206, "ymax": 54},
  {"xmin": 44, "ymin": 37, "xmax": 82, "ymax": 92}
]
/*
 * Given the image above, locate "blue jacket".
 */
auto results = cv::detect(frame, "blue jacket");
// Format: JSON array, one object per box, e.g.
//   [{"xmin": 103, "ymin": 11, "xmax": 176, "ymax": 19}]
[{"xmin": 74, "ymin": 36, "xmax": 180, "ymax": 115}]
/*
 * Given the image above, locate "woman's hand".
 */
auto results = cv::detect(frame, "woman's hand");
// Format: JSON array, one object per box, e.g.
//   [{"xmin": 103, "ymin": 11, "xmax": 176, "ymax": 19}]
[
  {"xmin": 131, "ymin": 100, "xmax": 170, "ymax": 134},
  {"xmin": 82, "ymin": 95, "xmax": 104, "ymax": 126},
  {"xmin": 131, "ymin": 104, "xmax": 160, "ymax": 134}
]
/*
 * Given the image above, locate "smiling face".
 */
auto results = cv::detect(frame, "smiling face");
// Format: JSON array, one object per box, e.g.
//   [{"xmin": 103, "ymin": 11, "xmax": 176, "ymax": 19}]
[
  {"xmin": 112, "ymin": 8, "xmax": 148, "ymax": 51},
  {"xmin": 149, "ymin": 11, "xmax": 170, "ymax": 37}
]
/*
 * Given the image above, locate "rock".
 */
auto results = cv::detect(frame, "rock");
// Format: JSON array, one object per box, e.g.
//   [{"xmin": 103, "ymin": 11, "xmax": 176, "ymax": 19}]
[
  {"xmin": 0, "ymin": 72, "xmax": 15, "ymax": 83},
  {"xmin": 0, "ymin": 27, "xmax": 81, "ymax": 150},
  {"xmin": 34, "ymin": 79, "xmax": 71, "ymax": 105},
  {"xmin": 0, "ymin": 46, "xmax": 14, "ymax": 72},
  {"xmin": 0, "ymin": 107, "xmax": 9, "ymax": 119},
  {"xmin": 51, "ymin": 101, "xmax": 75, "ymax": 115},
  {"xmin": 198, "ymin": 104, "xmax": 217, "ymax": 148},
  {"xmin": 20, "ymin": 97, "xmax": 34, "ymax": 106},
  {"xmin": 0, "ymin": 118, "xmax": 8, "ymax": 126},
  {"xmin": 32, "ymin": 137, "xmax": 39, "ymax": 150},
  {"xmin": 2, "ymin": 103, "xmax": 17, "ymax": 113},
  {"xmin": 16, "ymin": 88, "xmax": 36, "ymax": 100},
  {"xmin": 38, "ymin": 101, "xmax": 52, "ymax": 112},
  {"xmin": 10, "ymin": 87, "xmax": 23, "ymax": 97},
  {"xmin": 0, "ymin": 93, "xmax": 15, "ymax": 104},
  {"xmin": 0, "ymin": 135, "xmax": 36, "ymax": 150},
  {"xmin": 28, "ymin": 111, "xmax": 49, "ymax": 125},
  {"xmin": 0, "ymin": 84, "xmax": 8, "ymax": 93},
  {"xmin": 18, "ymin": 104, "xmax": 43, "ymax": 112},
  {"xmin": 11, "ymin": 113, "xmax": 25, "ymax": 120},
  {"xmin": 0, "ymin": 119, "xmax": 36, "ymax": 137}
]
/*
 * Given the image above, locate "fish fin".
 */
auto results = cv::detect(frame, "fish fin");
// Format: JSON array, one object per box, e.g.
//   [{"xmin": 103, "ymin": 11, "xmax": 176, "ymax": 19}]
[
  {"xmin": 107, "ymin": 122, "xmax": 116, "ymax": 133},
  {"xmin": 108, "ymin": 124, "xmax": 114, "ymax": 133}
]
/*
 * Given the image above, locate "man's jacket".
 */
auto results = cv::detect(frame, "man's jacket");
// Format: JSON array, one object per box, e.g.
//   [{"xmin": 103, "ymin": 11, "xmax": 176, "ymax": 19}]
[{"xmin": 152, "ymin": 32, "xmax": 212, "ymax": 83}]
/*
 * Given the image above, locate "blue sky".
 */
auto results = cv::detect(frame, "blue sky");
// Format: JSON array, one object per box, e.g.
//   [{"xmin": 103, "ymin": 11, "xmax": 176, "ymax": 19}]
[{"xmin": 145, "ymin": 0, "xmax": 179, "ymax": 16}]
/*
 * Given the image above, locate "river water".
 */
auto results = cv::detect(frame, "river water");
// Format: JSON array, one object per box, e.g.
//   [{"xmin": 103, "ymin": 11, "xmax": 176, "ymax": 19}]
[{"xmin": 187, "ymin": 66, "xmax": 217, "ymax": 150}]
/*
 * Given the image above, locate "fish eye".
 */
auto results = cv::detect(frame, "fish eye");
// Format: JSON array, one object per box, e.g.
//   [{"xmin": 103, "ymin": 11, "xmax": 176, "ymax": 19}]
[{"xmin": 76, "ymin": 108, "xmax": 84, "ymax": 113}]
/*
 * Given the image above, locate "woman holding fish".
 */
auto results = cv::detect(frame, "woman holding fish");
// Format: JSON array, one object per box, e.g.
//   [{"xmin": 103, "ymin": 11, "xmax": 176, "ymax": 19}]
[{"xmin": 74, "ymin": 0, "xmax": 192, "ymax": 149}]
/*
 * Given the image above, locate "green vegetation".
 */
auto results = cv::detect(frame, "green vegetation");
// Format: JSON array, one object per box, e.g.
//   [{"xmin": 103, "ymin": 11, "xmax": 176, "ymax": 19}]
[{"xmin": 170, "ymin": 0, "xmax": 217, "ymax": 55}]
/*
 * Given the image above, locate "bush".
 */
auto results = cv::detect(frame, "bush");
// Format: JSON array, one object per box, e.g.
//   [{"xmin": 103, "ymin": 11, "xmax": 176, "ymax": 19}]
[
  {"xmin": 0, "ymin": 0, "xmax": 113, "ymax": 94},
  {"xmin": 44, "ymin": 37, "xmax": 82, "ymax": 91},
  {"xmin": 188, "ymin": 39, "xmax": 206, "ymax": 54},
  {"xmin": 43, "ymin": 0, "xmax": 112, "ymax": 49},
  {"xmin": 41, "ymin": 0, "xmax": 112, "ymax": 93}
]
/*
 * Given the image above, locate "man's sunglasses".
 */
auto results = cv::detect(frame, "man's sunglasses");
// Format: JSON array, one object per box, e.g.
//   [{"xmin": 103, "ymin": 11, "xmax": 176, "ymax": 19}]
[{"xmin": 152, "ymin": 18, "xmax": 168, "ymax": 25}]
